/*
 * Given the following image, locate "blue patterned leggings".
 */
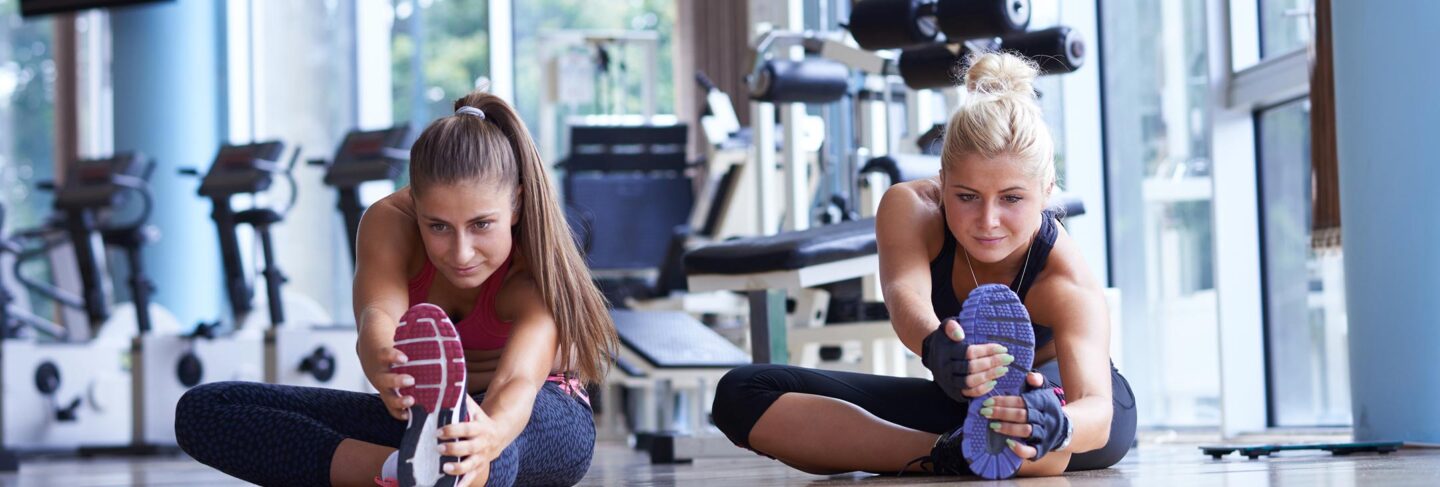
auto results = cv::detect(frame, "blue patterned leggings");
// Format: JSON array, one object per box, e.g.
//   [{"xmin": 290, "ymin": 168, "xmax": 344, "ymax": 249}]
[{"xmin": 174, "ymin": 381, "xmax": 595, "ymax": 487}]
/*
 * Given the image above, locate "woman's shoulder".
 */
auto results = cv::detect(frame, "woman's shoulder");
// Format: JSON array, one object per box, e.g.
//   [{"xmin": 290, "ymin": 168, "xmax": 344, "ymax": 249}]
[
  {"xmin": 1026, "ymin": 227, "xmax": 1106, "ymax": 326},
  {"xmin": 358, "ymin": 187, "xmax": 426, "ymax": 276},
  {"xmin": 875, "ymin": 177, "xmax": 947, "ymax": 259},
  {"xmin": 371, "ymin": 187, "xmax": 417, "ymax": 219},
  {"xmin": 877, "ymin": 178, "xmax": 945, "ymax": 230},
  {"xmin": 494, "ymin": 254, "xmax": 547, "ymax": 323},
  {"xmin": 879, "ymin": 177, "xmax": 943, "ymax": 214},
  {"xmin": 361, "ymin": 187, "xmax": 419, "ymax": 233}
]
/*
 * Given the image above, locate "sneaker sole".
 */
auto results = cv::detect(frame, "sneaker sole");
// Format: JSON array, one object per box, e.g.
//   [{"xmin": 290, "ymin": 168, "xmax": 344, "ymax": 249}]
[
  {"xmin": 392, "ymin": 303, "xmax": 467, "ymax": 487},
  {"xmin": 957, "ymin": 283, "xmax": 1035, "ymax": 480}
]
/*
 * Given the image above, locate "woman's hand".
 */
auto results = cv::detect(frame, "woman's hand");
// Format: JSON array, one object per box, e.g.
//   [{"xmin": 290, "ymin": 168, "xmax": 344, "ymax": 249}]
[
  {"xmin": 922, "ymin": 320, "xmax": 974, "ymax": 401},
  {"xmin": 925, "ymin": 319, "xmax": 1039, "ymax": 400},
  {"xmin": 438, "ymin": 395, "xmax": 501, "ymax": 485},
  {"xmin": 944, "ymin": 318, "xmax": 1023, "ymax": 399},
  {"xmin": 357, "ymin": 335, "xmax": 415, "ymax": 421},
  {"xmin": 958, "ymin": 328, "xmax": 1015, "ymax": 399},
  {"xmin": 981, "ymin": 373, "xmax": 1069, "ymax": 460}
]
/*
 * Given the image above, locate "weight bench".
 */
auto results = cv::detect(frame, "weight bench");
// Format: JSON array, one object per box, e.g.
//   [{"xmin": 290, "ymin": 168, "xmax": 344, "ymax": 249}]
[
  {"xmin": 603, "ymin": 220, "xmax": 883, "ymax": 464},
  {"xmin": 614, "ymin": 217, "xmax": 893, "ymax": 458},
  {"xmin": 684, "ymin": 219, "xmax": 879, "ymax": 365},
  {"xmin": 603, "ymin": 310, "xmax": 753, "ymax": 463}
]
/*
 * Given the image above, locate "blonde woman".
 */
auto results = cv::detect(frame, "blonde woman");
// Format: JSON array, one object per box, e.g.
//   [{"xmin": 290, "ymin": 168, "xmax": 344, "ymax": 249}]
[
  {"xmin": 711, "ymin": 52, "xmax": 1136, "ymax": 479},
  {"xmin": 176, "ymin": 91, "xmax": 615, "ymax": 487}
]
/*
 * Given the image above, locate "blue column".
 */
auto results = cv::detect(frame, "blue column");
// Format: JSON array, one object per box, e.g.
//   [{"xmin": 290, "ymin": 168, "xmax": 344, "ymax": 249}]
[
  {"xmin": 111, "ymin": 2, "xmax": 225, "ymax": 330},
  {"xmin": 1333, "ymin": 0, "xmax": 1440, "ymax": 443}
]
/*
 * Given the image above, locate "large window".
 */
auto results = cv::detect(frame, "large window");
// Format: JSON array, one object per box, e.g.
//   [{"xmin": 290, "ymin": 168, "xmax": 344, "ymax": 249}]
[
  {"xmin": 1257, "ymin": 98, "xmax": 1349, "ymax": 426},
  {"xmin": 392, "ymin": 0, "xmax": 489, "ymax": 131},
  {"xmin": 1102, "ymin": 0, "xmax": 1220, "ymax": 427},
  {"xmin": 244, "ymin": 0, "xmax": 361, "ymax": 318},
  {"xmin": 0, "ymin": 4, "xmax": 55, "ymax": 232}
]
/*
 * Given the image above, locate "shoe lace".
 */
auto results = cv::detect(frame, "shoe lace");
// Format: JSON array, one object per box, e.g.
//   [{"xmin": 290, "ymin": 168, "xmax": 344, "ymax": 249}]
[
  {"xmin": 900, "ymin": 455, "xmax": 933, "ymax": 476},
  {"xmin": 899, "ymin": 429, "xmax": 969, "ymax": 476}
]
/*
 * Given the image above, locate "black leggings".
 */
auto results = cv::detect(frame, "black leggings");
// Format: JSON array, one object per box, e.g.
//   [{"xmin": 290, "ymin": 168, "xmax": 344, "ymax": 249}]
[
  {"xmin": 174, "ymin": 381, "xmax": 595, "ymax": 487},
  {"xmin": 711, "ymin": 360, "xmax": 1137, "ymax": 472}
]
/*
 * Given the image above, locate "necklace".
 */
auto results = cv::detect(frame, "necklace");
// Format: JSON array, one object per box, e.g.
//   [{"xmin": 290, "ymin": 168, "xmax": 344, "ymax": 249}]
[{"xmin": 962, "ymin": 228, "xmax": 1036, "ymax": 291}]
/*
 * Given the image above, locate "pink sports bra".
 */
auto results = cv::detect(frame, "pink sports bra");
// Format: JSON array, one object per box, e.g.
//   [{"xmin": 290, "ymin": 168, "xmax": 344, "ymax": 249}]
[
  {"xmin": 405, "ymin": 256, "xmax": 590, "ymax": 404},
  {"xmin": 407, "ymin": 258, "xmax": 513, "ymax": 350}
]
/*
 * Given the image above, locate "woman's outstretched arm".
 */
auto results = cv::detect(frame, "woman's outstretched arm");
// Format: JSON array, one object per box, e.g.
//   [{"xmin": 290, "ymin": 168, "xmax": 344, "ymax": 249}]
[
  {"xmin": 352, "ymin": 189, "xmax": 423, "ymax": 420},
  {"xmin": 876, "ymin": 181, "xmax": 945, "ymax": 353},
  {"xmin": 1027, "ymin": 233, "xmax": 1114, "ymax": 454}
]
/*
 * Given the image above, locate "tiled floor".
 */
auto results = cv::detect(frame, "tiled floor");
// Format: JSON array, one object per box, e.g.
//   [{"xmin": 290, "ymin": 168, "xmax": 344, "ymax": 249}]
[{"xmin": 4, "ymin": 434, "xmax": 1439, "ymax": 486}]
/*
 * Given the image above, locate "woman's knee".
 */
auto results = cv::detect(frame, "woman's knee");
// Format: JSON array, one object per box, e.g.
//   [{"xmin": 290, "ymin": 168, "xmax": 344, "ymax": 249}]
[
  {"xmin": 175, "ymin": 382, "xmax": 233, "ymax": 420},
  {"xmin": 712, "ymin": 365, "xmax": 771, "ymax": 419},
  {"xmin": 714, "ymin": 364, "xmax": 796, "ymax": 402},
  {"xmin": 1067, "ymin": 411, "xmax": 1137, "ymax": 471},
  {"xmin": 1067, "ymin": 442, "xmax": 1128, "ymax": 471},
  {"xmin": 173, "ymin": 382, "xmax": 227, "ymax": 455},
  {"xmin": 559, "ymin": 444, "xmax": 594, "ymax": 486},
  {"xmin": 711, "ymin": 364, "xmax": 796, "ymax": 446},
  {"xmin": 173, "ymin": 382, "xmax": 253, "ymax": 449},
  {"xmin": 176, "ymin": 380, "xmax": 253, "ymax": 413}
]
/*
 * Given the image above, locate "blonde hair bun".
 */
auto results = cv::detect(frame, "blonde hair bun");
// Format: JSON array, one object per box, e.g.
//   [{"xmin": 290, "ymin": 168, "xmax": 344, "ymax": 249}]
[
  {"xmin": 942, "ymin": 50, "xmax": 1056, "ymax": 192},
  {"xmin": 963, "ymin": 51, "xmax": 1040, "ymax": 101}
]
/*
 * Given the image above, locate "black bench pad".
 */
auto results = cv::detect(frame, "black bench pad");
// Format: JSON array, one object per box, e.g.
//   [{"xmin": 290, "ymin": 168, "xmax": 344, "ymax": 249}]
[{"xmin": 684, "ymin": 219, "xmax": 876, "ymax": 275}]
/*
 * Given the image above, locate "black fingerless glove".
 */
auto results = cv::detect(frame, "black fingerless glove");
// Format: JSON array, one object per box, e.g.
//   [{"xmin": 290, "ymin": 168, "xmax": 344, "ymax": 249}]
[
  {"xmin": 921, "ymin": 324, "xmax": 969, "ymax": 403},
  {"xmin": 1019, "ymin": 384, "xmax": 1072, "ymax": 460}
]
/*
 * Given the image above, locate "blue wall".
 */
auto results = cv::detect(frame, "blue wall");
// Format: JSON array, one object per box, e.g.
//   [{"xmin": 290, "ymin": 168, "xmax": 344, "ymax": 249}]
[
  {"xmin": 1333, "ymin": 0, "xmax": 1440, "ymax": 442},
  {"xmin": 111, "ymin": 1, "xmax": 226, "ymax": 330}
]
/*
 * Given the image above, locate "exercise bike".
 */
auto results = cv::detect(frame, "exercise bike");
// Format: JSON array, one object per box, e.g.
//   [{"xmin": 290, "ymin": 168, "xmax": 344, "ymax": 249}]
[
  {"xmin": 182, "ymin": 142, "xmax": 367, "ymax": 391},
  {"xmin": 311, "ymin": 126, "xmax": 409, "ymax": 261},
  {"xmin": 0, "ymin": 153, "xmax": 182, "ymax": 462}
]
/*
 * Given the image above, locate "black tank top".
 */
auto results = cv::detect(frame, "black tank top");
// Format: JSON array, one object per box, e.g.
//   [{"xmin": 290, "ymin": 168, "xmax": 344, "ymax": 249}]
[{"xmin": 930, "ymin": 208, "xmax": 1060, "ymax": 348}]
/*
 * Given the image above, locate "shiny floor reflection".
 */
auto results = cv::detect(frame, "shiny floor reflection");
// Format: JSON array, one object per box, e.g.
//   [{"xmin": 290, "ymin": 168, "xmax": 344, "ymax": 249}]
[{"xmin": 3, "ymin": 438, "xmax": 1438, "ymax": 486}]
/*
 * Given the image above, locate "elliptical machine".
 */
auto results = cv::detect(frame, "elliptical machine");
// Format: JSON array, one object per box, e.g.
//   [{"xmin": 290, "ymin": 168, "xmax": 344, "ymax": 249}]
[
  {"xmin": 0, "ymin": 153, "xmax": 181, "ymax": 461},
  {"xmin": 182, "ymin": 142, "xmax": 367, "ymax": 391}
]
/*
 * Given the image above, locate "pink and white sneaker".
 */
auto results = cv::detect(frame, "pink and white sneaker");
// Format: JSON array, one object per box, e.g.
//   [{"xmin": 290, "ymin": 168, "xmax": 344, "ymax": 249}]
[
  {"xmin": 375, "ymin": 449, "xmax": 476, "ymax": 487},
  {"xmin": 390, "ymin": 304, "xmax": 468, "ymax": 487}
]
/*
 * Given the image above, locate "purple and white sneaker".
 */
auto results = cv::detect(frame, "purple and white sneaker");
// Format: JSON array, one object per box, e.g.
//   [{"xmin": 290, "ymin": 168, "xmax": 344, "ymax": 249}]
[{"xmin": 958, "ymin": 283, "xmax": 1035, "ymax": 479}]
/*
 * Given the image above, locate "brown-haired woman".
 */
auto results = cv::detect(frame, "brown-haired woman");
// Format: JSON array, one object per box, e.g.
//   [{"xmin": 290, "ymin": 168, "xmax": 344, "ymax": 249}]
[{"xmin": 174, "ymin": 91, "xmax": 616, "ymax": 487}]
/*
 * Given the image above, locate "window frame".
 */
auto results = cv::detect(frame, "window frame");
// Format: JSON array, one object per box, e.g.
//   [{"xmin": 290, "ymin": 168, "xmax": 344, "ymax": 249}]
[
  {"xmin": 1210, "ymin": 0, "xmax": 1313, "ymax": 437},
  {"xmin": 1251, "ymin": 94, "xmax": 1354, "ymax": 428}
]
